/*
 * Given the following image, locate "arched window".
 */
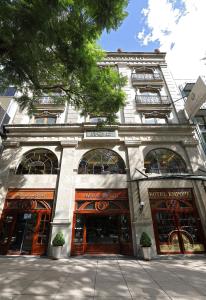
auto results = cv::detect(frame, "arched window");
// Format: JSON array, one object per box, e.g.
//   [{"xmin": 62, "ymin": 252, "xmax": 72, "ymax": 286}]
[
  {"xmin": 16, "ymin": 149, "xmax": 58, "ymax": 175},
  {"xmin": 78, "ymin": 148, "xmax": 126, "ymax": 174},
  {"xmin": 144, "ymin": 148, "xmax": 187, "ymax": 174}
]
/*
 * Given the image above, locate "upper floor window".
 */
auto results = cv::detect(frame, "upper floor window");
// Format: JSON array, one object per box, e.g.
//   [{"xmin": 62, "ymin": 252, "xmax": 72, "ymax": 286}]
[
  {"xmin": 16, "ymin": 149, "xmax": 58, "ymax": 175},
  {"xmin": 90, "ymin": 116, "xmax": 107, "ymax": 124},
  {"xmin": 78, "ymin": 148, "xmax": 126, "ymax": 174},
  {"xmin": 144, "ymin": 117, "xmax": 167, "ymax": 124},
  {"xmin": 35, "ymin": 116, "xmax": 56, "ymax": 124},
  {"xmin": 144, "ymin": 148, "xmax": 187, "ymax": 174}
]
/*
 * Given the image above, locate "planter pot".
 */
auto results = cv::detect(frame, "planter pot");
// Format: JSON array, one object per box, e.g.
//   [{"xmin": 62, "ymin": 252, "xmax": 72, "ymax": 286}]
[
  {"xmin": 142, "ymin": 247, "xmax": 152, "ymax": 261},
  {"xmin": 52, "ymin": 246, "xmax": 62, "ymax": 259}
]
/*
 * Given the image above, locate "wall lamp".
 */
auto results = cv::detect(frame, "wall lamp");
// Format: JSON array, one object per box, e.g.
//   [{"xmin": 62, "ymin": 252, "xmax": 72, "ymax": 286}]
[{"xmin": 139, "ymin": 201, "xmax": 145, "ymax": 213}]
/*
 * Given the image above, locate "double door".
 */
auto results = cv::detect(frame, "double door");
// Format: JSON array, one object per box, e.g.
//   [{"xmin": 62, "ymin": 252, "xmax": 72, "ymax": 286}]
[
  {"xmin": 0, "ymin": 211, "xmax": 51, "ymax": 255},
  {"xmin": 72, "ymin": 214, "xmax": 133, "ymax": 256}
]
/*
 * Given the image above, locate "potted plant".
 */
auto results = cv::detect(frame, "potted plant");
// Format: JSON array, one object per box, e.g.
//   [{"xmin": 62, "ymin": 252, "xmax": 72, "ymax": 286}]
[
  {"xmin": 52, "ymin": 232, "xmax": 65, "ymax": 259},
  {"xmin": 140, "ymin": 232, "xmax": 152, "ymax": 261}
]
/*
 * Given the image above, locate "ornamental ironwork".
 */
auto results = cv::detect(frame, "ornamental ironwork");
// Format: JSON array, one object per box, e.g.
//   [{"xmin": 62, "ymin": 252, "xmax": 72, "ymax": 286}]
[{"xmin": 16, "ymin": 149, "xmax": 58, "ymax": 175}]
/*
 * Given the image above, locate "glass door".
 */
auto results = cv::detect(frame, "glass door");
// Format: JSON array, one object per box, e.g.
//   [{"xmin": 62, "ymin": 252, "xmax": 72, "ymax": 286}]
[{"xmin": 8, "ymin": 213, "xmax": 37, "ymax": 254}]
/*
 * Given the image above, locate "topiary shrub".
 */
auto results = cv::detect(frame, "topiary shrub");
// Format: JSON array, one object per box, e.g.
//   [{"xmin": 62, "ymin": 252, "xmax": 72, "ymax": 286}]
[
  {"xmin": 52, "ymin": 232, "xmax": 65, "ymax": 247},
  {"xmin": 140, "ymin": 232, "xmax": 152, "ymax": 247}
]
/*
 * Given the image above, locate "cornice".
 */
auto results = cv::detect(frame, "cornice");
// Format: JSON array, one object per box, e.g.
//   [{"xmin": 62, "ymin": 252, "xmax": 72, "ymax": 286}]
[{"xmin": 4, "ymin": 123, "xmax": 196, "ymax": 138}]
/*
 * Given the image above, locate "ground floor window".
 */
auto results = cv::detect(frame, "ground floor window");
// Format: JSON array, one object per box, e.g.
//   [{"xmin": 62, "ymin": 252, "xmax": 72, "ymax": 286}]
[
  {"xmin": 71, "ymin": 189, "xmax": 133, "ymax": 256},
  {"xmin": 149, "ymin": 188, "xmax": 205, "ymax": 254}
]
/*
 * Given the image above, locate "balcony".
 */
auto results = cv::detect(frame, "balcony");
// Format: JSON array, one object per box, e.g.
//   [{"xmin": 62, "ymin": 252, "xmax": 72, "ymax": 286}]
[
  {"xmin": 135, "ymin": 95, "xmax": 172, "ymax": 113},
  {"xmin": 34, "ymin": 96, "xmax": 65, "ymax": 112},
  {"xmin": 131, "ymin": 72, "xmax": 163, "ymax": 86}
]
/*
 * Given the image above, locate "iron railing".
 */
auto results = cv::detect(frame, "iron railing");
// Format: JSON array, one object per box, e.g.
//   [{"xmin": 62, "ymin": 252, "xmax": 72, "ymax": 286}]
[
  {"xmin": 131, "ymin": 73, "xmax": 162, "ymax": 81},
  {"xmin": 35, "ymin": 96, "xmax": 65, "ymax": 105},
  {"xmin": 135, "ymin": 95, "xmax": 171, "ymax": 105}
]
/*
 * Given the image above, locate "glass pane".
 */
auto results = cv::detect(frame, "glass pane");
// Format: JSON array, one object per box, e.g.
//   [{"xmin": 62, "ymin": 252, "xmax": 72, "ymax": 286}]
[
  {"xmin": 120, "ymin": 215, "xmax": 131, "ymax": 242},
  {"xmin": 78, "ymin": 149, "xmax": 126, "ymax": 174},
  {"xmin": 178, "ymin": 212, "xmax": 205, "ymax": 252},
  {"xmin": 145, "ymin": 148, "xmax": 187, "ymax": 174},
  {"xmin": 37, "ymin": 214, "xmax": 50, "ymax": 245},
  {"xmin": 47, "ymin": 117, "xmax": 56, "ymax": 124},
  {"xmin": 35, "ymin": 118, "xmax": 44, "ymax": 124},
  {"xmin": 86, "ymin": 216, "xmax": 119, "ymax": 244},
  {"xmin": 0, "ymin": 215, "xmax": 14, "ymax": 245},
  {"xmin": 74, "ymin": 214, "xmax": 84, "ymax": 243},
  {"xmin": 155, "ymin": 212, "xmax": 181, "ymax": 253}
]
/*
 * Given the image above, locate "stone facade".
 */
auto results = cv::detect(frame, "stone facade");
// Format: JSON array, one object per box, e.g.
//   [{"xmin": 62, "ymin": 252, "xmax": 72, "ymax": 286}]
[{"xmin": 0, "ymin": 51, "xmax": 206, "ymax": 258}]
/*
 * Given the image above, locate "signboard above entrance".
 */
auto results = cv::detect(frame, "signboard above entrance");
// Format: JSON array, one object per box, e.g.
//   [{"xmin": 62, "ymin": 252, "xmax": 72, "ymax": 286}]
[
  {"xmin": 6, "ymin": 189, "xmax": 54, "ymax": 200},
  {"xmin": 148, "ymin": 188, "xmax": 193, "ymax": 200},
  {"xmin": 76, "ymin": 190, "xmax": 128, "ymax": 201}
]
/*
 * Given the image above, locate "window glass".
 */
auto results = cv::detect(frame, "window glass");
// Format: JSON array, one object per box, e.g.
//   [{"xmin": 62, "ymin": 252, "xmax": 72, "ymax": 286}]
[
  {"xmin": 34, "ymin": 117, "xmax": 56, "ymax": 124},
  {"xmin": 78, "ymin": 148, "xmax": 126, "ymax": 174},
  {"xmin": 144, "ymin": 148, "xmax": 187, "ymax": 174},
  {"xmin": 16, "ymin": 149, "xmax": 58, "ymax": 175},
  {"xmin": 144, "ymin": 118, "xmax": 166, "ymax": 124}
]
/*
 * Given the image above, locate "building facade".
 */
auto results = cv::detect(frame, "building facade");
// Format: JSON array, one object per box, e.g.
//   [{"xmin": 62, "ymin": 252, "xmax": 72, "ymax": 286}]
[{"xmin": 0, "ymin": 52, "xmax": 206, "ymax": 257}]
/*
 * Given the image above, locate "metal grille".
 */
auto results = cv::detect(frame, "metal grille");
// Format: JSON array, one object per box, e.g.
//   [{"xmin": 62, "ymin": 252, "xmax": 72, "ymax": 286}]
[{"xmin": 135, "ymin": 95, "xmax": 170, "ymax": 105}]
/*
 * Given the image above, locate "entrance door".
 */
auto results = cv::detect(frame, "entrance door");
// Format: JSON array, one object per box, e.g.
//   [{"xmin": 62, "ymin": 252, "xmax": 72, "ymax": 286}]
[
  {"xmin": 8, "ymin": 213, "xmax": 37, "ymax": 254},
  {"xmin": 86, "ymin": 215, "xmax": 120, "ymax": 254},
  {"xmin": 0, "ymin": 211, "xmax": 51, "ymax": 255},
  {"xmin": 72, "ymin": 214, "xmax": 133, "ymax": 255}
]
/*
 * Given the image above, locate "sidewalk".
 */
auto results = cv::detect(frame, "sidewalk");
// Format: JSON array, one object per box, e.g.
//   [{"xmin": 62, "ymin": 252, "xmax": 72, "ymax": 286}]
[{"xmin": 0, "ymin": 255, "xmax": 206, "ymax": 299}]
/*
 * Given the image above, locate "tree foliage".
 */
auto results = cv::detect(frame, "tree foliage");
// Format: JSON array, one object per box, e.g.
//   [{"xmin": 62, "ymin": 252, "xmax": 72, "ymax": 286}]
[{"xmin": 0, "ymin": 0, "xmax": 128, "ymax": 122}]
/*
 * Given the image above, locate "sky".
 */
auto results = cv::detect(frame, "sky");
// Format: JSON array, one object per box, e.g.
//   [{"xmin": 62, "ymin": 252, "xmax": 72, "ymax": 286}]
[{"xmin": 99, "ymin": 0, "xmax": 206, "ymax": 82}]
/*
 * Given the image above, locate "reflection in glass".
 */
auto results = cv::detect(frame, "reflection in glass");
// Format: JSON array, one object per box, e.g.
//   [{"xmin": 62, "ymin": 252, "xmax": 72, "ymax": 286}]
[
  {"xmin": 16, "ymin": 149, "xmax": 58, "ymax": 174},
  {"xmin": 144, "ymin": 148, "xmax": 187, "ymax": 174},
  {"xmin": 78, "ymin": 148, "xmax": 126, "ymax": 174}
]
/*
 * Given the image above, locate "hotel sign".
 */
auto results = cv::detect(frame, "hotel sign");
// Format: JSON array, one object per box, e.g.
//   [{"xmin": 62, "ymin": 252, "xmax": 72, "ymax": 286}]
[
  {"xmin": 76, "ymin": 189, "xmax": 128, "ymax": 201},
  {"xmin": 185, "ymin": 76, "xmax": 206, "ymax": 118},
  {"xmin": 148, "ymin": 189, "xmax": 192, "ymax": 200},
  {"xmin": 6, "ymin": 189, "xmax": 54, "ymax": 200}
]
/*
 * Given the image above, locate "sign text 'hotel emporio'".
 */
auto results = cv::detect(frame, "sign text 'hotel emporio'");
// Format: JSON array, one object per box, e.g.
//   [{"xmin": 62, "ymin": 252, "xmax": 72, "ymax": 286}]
[{"xmin": 148, "ymin": 189, "xmax": 192, "ymax": 200}]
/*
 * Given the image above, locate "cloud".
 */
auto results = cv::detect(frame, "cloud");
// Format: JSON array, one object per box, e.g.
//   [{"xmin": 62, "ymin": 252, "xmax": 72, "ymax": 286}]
[{"xmin": 137, "ymin": 0, "xmax": 206, "ymax": 81}]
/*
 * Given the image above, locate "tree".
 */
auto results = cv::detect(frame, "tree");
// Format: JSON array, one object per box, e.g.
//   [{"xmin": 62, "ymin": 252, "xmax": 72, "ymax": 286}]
[{"xmin": 0, "ymin": 0, "xmax": 128, "ymax": 122}]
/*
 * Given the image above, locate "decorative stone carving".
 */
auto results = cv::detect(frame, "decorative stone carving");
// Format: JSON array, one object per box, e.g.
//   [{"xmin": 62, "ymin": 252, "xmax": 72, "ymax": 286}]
[{"xmin": 95, "ymin": 201, "xmax": 109, "ymax": 211}]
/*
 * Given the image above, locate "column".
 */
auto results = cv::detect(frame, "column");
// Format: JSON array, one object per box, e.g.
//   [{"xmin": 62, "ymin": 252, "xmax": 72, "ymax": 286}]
[{"xmin": 50, "ymin": 140, "xmax": 77, "ymax": 257}]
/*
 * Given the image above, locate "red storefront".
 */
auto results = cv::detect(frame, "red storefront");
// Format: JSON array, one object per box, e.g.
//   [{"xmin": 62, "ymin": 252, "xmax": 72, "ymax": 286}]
[
  {"xmin": 71, "ymin": 189, "xmax": 133, "ymax": 256},
  {"xmin": 0, "ymin": 189, "xmax": 54, "ymax": 255},
  {"xmin": 149, "ymin": 188, "xmax": 205, "ymax": 254}
]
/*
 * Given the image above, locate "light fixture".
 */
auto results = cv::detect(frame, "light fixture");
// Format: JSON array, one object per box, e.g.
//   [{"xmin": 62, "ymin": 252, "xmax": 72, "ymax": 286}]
[{"xmin": 139, "ymin": 201, "xmax": 145, "ymax": 213}]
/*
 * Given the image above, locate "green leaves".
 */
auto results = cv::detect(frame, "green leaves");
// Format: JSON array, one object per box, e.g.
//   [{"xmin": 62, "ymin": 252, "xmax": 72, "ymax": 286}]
[{"xmin": 0, "ymin": 0, "xmax": 128, "ymax": 122}]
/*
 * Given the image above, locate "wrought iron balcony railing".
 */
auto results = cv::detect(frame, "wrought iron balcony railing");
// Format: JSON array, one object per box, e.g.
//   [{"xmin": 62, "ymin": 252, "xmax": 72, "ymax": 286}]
[
  {"xmin": 135, "ymin": 95, "xmax": 171, "ymax": 105},
  {"xmin": 35, "ymin": 96, "xmax": 65, "ymax": 105},
  {"xmin": 131, "ymin": 73, "xmax": 162, "ymax": 82}
]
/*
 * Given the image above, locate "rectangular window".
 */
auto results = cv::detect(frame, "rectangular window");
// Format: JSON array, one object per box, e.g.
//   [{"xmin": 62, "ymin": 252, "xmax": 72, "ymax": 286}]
[
  {"xmin": 34, "ymin": 116, "xmax": 56, "ymax": 124},
  {"xmin": 144, "ymin": 117, "xmax": 166, "ymax": 124}
]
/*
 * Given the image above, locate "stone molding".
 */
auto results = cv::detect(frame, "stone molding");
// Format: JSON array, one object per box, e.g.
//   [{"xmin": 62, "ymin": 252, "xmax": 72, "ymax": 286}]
[
  {"xmin": 124, "ymin": 140, "xmax": 142, "ymax": 147},
  {"xmin": 2, "ymin": 141, "xmax": 20, "ymax": 148},
  {"xmin": 60, "ymin": 140, "xmax": 78, "ymax": 148}
]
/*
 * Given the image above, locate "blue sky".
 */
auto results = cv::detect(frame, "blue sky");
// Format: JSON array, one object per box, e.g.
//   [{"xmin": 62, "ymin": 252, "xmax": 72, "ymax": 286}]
[
  {"xmin": 99, "ymin": 0, "xmax": 159, "ymax": 52},
  {"xmin": 99, "ymin": 0, "xmax": 206, "ymax": 80}
]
